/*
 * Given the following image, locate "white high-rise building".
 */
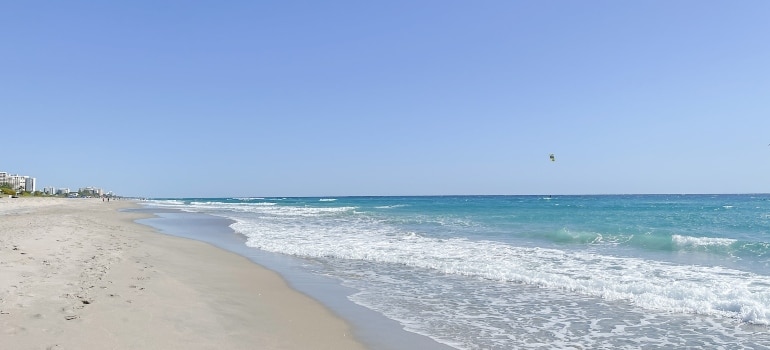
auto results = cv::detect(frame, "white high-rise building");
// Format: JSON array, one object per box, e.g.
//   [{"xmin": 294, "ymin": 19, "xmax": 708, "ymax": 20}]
[{"xmin": 5, "ymin": 174, "xmax": 27, "ymax": 192}]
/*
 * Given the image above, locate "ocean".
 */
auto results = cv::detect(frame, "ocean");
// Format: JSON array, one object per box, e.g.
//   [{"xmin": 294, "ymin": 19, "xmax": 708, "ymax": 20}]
[{"xmin": 139, "ymin": 195, "xmax": 770, "ymax": 349}]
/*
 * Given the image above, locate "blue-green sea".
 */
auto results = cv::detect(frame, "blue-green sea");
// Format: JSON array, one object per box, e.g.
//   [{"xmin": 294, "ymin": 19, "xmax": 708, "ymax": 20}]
[{"xmin": 144, "ymin": 195, "xmax": 770, "ymax": 349}]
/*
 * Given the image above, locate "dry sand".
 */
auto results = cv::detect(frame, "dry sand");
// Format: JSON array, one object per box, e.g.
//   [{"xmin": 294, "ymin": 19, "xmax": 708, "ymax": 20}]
[{"xmin": 0, "ymin": 197, "xmax": 366, "ymax": 350}]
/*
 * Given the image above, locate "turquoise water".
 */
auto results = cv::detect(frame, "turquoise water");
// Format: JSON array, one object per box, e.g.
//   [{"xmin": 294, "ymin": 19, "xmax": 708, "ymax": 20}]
[{"xmin": 145, "ymin": 195, "xmax": 770, "ymax": 349}]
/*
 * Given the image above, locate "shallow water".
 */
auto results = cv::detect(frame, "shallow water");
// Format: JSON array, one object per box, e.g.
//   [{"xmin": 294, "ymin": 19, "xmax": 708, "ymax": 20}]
[
  {"xmin": 134, "ymin": 209, "xmax": 452, "ymax": 350},
  {"xmin": 140, "ymin": 195, "xmax": 770, "ymax": 349}
]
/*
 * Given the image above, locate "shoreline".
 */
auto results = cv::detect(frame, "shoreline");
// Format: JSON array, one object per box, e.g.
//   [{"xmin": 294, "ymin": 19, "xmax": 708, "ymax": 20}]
[
  {"xmin": 0, "ymin": 198, "xmax": 366, "ymax": 349},
  {"xmin": 132, "ymin": 206, "xmax": 456, "ymax": 350}
]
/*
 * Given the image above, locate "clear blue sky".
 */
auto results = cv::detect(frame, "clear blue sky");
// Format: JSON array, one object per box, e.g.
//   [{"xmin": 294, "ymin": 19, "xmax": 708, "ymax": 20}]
[{"xmin": 2, "ymin": 1, "xmax": 768, "ymax": 198}]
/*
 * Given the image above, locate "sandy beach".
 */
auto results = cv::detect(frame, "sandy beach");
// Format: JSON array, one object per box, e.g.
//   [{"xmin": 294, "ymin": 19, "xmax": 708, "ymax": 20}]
[{"xmin": 0, "ymin": 198, "xmax": 365, "ymax": 350}]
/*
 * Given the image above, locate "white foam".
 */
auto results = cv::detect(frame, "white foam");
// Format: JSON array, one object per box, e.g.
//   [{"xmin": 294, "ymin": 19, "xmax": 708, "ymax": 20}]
[
  {"xmin": 227, "ymin": 206, "xmax": 770, "ymax": 325},
  {"xmin": 150, "ymin": 198, "xmax": 770, "ymax": 348},
  {"xmin": 673, "ymin": 234, "xmax": 736, "ymax": 247},
  {"xmin": 375, "ymin": 204, "xmax": 409, "ymax": 209},
  {"xmin": 143, "ymin": 199, "xmax": 186, "ymax": 206}
]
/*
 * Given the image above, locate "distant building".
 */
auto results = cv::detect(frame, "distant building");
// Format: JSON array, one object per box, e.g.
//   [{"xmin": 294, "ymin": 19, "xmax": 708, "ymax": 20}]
[
  {"xmin": 0, "ymin": 174, "xmax": 34, "ymax": 192},
  {"xmin": 0, "ymin": 169, "xmax": 115, "ymax": 197},
  {"xmin": 25, "ymin": 177, "xmax": 36, "ymax": 192},
  {"xmin": 79, "ymin": 187, "xmax": 103, "ymax": 196},
  {"xmin": 4, "ymin": 174, "xmax": 29, "ymax": 192}
]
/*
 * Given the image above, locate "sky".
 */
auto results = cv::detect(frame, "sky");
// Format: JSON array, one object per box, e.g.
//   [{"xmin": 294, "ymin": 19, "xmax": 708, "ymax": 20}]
[{"xmin": 1, "ymin": 1, "xmax": 769, "ymax": 198}]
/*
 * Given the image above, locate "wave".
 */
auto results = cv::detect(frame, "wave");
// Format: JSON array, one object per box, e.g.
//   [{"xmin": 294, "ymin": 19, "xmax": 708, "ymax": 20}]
[
  {"xmin": 539, "ymin": 228, "xmax": 623, "ymax": 245},
  {"xmin": 668, "ymin": 234, "xmax": 770, "ymax": 258},
  {"xmin": 672, "ymin": 234, "xmax": 736, "ymax": 248},
  {"xmin": 189, "ymin": 201, "xmax": 277, "ymax": 207},
  {"xmin": 143, "ymin": 199, "xmax": 187, "ymax": 206},
  {"xmin": 143, "ymin": 197, "xmax": 770, "ymax": 325},
  {"xmin": 231, "ymin": 215, "xmax": 770, "ymax": 325},
  {"xmin": 375, "ymin": 204, "xmax": 410, "ymax": 209},
  {"xmin": 528, "ymin": 228, "xmax": 770, "ymax": 258}
]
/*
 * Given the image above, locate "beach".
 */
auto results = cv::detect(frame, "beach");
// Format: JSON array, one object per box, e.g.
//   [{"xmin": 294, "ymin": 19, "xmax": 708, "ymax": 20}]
[{"xmin": 0, "ymin": 198, "xmax": 365, "ymax": 350}]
